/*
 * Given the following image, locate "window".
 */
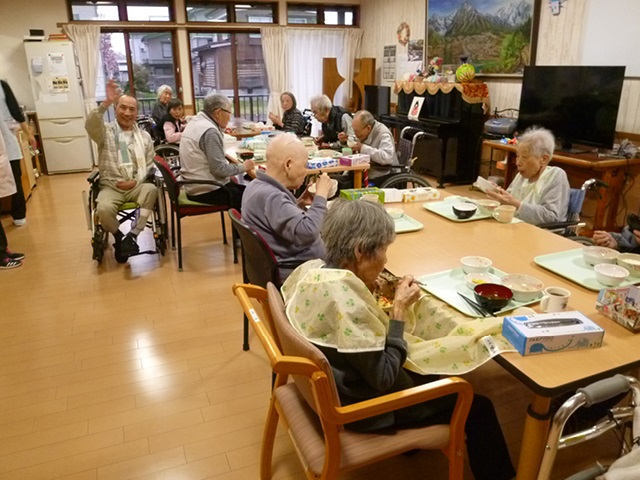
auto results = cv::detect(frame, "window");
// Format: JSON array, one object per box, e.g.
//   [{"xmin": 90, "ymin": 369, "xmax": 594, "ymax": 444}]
[
  {"xmin": 96, "ymin": 31, "xmax": 178, "ymax": 117},
  {"xmin": 287, "ymin": 4, "xmax": 357, "ymax": 26},
  {"xmin": 189, "ymin": 32, "xmax": 269, "ymax": 122},
  {"xmin": 68, "ymin": 1, "xmax": 172, "ymax": 22},
  {"xmin": 185, "ymin": 2, "xmax": 276, "ymax": 23}
]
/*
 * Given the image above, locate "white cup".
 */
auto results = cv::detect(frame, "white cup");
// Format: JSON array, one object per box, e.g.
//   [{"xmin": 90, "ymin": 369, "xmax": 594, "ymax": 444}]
[
  {"xmin": 540, "ymin": 286, "xmax": 571, "ymax": 313},
  {"xmin": 493, "ymin": 205, "xmax": 516, "ymax": 223},
  {"xmin": 360, "ymin": 193, "xmax": 380, "ymax": 203}
]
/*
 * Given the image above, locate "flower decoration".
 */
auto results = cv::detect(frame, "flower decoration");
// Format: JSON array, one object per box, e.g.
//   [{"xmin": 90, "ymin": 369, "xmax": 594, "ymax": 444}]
[
  {"xmin": 396, "ymin": 22, "xmax": 410, "ymax": 46},
  {"xmin": 429, "ymin": 56, "xmax": 443, "ymax": 72}
]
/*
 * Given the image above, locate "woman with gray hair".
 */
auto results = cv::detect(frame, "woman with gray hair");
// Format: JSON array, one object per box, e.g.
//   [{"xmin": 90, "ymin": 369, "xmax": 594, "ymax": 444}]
[
  {"xmin": 151, "ymin": 85, "xmax": 173, "ymax": 131},
  {"xmin": 486, "ymin": 126, "xmax": 570, "ymax": 225},
  {"xmin": 281, "ymin": 199, "xmax": 515, "ymax": 480}
]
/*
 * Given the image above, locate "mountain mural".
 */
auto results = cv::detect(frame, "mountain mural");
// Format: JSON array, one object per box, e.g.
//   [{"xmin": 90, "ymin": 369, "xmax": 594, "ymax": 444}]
[{"xmin": 427, "ymin": 0, "xmax": 534, "ymax": 74}]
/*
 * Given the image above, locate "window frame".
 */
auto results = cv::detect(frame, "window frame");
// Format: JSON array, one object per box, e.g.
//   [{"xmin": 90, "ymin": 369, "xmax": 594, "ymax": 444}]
[
  {"xmin": 286, "ymin": 3, "xmax": 359, "ymax": 27},
  {"xmin": 184, "ymin": 1, "xmax": 278, "ymax": 25},
  {"xmin": 66, "ymin": 0, "xmax": 175, "ymax": 23}
]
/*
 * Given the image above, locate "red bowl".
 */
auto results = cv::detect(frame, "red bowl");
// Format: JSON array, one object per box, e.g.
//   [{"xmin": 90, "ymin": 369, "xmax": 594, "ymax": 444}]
[{"xmin": 473, "ymin": 283, "xmax": 513, "ymax": 313}]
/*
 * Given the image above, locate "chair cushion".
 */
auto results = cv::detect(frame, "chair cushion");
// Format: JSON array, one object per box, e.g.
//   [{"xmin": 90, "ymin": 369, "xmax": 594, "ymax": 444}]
[
  {"xmin": 178, "ymin": 190, "xmax": 215, "ymax": 207},
  {"xmin": 275, "ymin": 383, "xmax": 451, "ymax": 476},
  {"xmin": 119, "ymin": 202, "xmax": 139, "ymax": 211},
  {"xmin": 176, "ymin": 190, "xmax": 228, "ymax": 216}
]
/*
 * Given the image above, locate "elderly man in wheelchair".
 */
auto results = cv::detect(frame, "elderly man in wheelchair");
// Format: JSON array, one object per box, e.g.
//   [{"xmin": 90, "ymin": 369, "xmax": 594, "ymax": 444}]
[{"xmin": 85, "ymin": 79, "xmax": 161, "ymax": 263}]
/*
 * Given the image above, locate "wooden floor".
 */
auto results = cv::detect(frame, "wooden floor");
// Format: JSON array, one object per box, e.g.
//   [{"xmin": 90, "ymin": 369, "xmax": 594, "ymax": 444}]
[{"xmin": 0, "ymin": 173, "xmax": 620, "ymax": 479}]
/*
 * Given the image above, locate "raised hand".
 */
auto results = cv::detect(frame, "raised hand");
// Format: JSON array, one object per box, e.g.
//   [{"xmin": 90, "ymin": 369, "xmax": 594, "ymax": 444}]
[{"xmin": 104, "ymin": 79, "xmax": 122, "ymax": 106}]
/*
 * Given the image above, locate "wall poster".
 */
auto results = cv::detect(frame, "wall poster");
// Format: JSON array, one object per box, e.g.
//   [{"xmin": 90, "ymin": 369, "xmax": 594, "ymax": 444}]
[
  {"xmin": 426, "ymin": 0, "xmax": 539, "ymax": 74},
  {"xmin": 383, "ymin": 45, "xmax": 396, "ymax": 81}
]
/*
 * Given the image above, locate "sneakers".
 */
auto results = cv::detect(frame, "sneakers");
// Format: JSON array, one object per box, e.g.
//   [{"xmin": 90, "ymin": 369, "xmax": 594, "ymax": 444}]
[
  {"xmin": 6, "ymin": 250, "xmax": 25, "ymax": 261},
  {"xmin": 13, "ymin": 218, "xmax": 26, "ymax": 226},
  {"xmin": 0, "ymin": 256, "xmax": 22, "ymax": 269},
  {"xmin": 120, "ymin": 234, "xmax": 140, "ymax": 257}
]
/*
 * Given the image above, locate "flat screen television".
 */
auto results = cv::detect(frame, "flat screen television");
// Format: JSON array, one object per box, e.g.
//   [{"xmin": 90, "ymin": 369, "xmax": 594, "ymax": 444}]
[{"xmin": 517, "ymin": 66, "xmax": 626, "ymax": 153}]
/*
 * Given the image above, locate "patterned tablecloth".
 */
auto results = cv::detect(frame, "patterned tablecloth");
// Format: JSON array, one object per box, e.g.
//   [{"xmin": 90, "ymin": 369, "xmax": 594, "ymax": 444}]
[{"xmin": 394, "ymin": 80, "xmax": 490, "ymax": 113}]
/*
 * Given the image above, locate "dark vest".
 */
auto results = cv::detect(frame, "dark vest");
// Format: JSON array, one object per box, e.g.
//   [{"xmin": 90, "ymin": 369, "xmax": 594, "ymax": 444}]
[{"xmin": 321, "ymin": 105, "xmax": 351, "ymax": 143}]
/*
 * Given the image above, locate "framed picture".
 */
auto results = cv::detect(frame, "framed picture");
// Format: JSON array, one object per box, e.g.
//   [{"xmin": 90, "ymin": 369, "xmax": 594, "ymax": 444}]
[
  {"xmin": 426, "ymin": 0, "xmax": 540, "ymax": 75},
  {"xmin": 407, "ymin": 96, "xmax": 424, "ymax": 120}
]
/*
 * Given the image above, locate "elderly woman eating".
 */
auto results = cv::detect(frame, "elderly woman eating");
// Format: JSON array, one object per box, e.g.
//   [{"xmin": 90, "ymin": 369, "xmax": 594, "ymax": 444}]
[
  {"xmin": 486, "ymin": 126, "xmax": 569, "ymax": 225},
  {"xmin": 281, "ymin": 199, "xmax": 515, "ymax": 480}
]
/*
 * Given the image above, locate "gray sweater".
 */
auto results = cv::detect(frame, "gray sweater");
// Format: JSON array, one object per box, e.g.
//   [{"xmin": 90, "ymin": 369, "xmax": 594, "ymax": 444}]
[
  {"xmin": 360, "ymin": 121, "xmax": 400, "ymax": 179},
  {"xmin": 241, "ymin": 171, "xmax": 327, "ymax": 267}
]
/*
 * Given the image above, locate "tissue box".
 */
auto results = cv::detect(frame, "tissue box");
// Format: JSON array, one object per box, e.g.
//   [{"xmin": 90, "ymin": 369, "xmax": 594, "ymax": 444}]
[
  {"xmin": 596, "ymin": 286, "xmax": 640, "ymax": 332},
  {"xmin": 339, "ymin": 154, "xmax": 370, "ymax": 166},
  {"xmin": 307, "ymin": 158, "xmax": 339, "ymax": 169},
  {"xmin": 339, "ymin": 187, "xmax": 385, "ymax": 202},
  {"xmin": 502, "ymin": 311, "xmax": 604, "ymax": 356},
  {"xmin": 402, "ymin": 187, "xmax": 440, "ymax": 202}
]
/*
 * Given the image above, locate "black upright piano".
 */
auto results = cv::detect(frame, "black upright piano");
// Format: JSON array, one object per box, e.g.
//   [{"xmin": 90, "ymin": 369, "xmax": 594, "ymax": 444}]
[{"xmin": 380, "ymin": 85, "xmax": 486, "ymax": 187}]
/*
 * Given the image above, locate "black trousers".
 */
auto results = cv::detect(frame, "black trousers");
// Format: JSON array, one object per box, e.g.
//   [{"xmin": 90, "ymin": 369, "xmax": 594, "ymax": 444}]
[
  {"xmin": 187, "ymin": 182, "xmax": 245, "ymax": 212},
  {"xmin": 0, "ymin": 220, "xmax": 7, "ymax": 253},
  {"xmin": 10, "ymin": 160, "xmax": 26, "ymax": 220}
]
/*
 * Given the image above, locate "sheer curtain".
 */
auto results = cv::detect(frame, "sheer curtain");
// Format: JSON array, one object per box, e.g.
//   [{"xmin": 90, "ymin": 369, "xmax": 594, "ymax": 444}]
[
  {"xmin": 260, "ymin": 27, "xmax": 288, "ymax": 123},
  {"xmin": 63, "ymin": 23, "xmax": 100, "ymax": 164}
]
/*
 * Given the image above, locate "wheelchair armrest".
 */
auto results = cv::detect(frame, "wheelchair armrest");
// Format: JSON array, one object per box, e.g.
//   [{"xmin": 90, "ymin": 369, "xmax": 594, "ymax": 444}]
[
  {"xmin": 87, "ymin": 170, "xmax": 100, "ymax": 184},
  {"xmin": 176, "ymin": 179, "xmax": 227, "ymax": 189},
  {"xmin": 538, "ymin": 220, "xmax": 579, "ymax": 230}
]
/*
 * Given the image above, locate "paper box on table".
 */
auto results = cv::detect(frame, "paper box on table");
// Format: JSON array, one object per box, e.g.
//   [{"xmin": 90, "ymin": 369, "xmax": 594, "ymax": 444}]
[
  {"xmin": 307, "ymin": 158, "xmax": 339, "ymax": 169},
  {"xmin": 402, "ymin": 187, "xmax": 440, "ymax": 202},
  {"xmin": 339, "ymin": 187, "xmax": 385, "ymax": 202},
  {"xmin": 339, "ymin": 154, "xmax": 370, "ymax": 166},
  {"xmin": 596, "ymin": 286, "xmax": 640, "ymax": 333},
  {"xmin": 502, "ymin": 311, "xmax": 604, "ymax": 356}
]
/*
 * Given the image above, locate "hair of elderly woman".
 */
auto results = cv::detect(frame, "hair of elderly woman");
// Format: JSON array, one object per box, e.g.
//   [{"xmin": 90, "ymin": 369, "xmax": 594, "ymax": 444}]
[
  {"xmin": 202, "ymin": 94, "xmax": 232, "ymax": 115},
  {"xmin": 518, "ymin": 126, "xmax": 555, "ymax": 160},
  {"xmin": 355, "ymin": 110, "xmax": 375, "ymax": 127},
  {"xmin": 322, "ymin": 199, "xmax": 395, "ymax": 267},
  {"xmin": 310, "ymin": 94, "xmax": 332, "ymax": 113},
  {"xmin": 156, "ymin": 84, "xmax": 173, "ymax": 98},
  {"xmin": 280, "ymin": 91, "xmax": 297, "ymax": 109}
]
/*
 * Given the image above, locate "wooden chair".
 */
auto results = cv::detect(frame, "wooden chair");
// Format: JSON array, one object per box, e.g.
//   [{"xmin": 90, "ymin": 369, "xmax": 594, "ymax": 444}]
[
  {"xmin": 228, "ymin": 209, "xmax": 302, "ymax": 350},
  {"xmin": 235, "ymin": 282, "xmax": 474, "ymax": 480},
  {"xmin": 154, "ymin": 157, "xmax": 232, "ymax": 271}
]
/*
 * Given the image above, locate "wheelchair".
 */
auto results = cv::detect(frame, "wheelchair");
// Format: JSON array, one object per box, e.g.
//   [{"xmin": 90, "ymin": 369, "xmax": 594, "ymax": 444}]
[
  {"xmin": 138, "ymin": 115, "xmax": 181, "ymax": 171},
  {"xmin": 83, "ymin": 170, "xmax": 169, "ymax": 264},
  {"xmin": 376, "ymin": 126, "xmax": 432, "ymax": 189}
]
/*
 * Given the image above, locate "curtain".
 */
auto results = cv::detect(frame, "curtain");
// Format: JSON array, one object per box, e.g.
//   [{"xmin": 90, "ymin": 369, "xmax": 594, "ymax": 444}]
[
  {"xmin": 63, "ymin": 24, "xmax": 100, "ymax": 164},
  {"xmin": 260, "ymin": 26, "xmax": 288, "ymax": 125}
]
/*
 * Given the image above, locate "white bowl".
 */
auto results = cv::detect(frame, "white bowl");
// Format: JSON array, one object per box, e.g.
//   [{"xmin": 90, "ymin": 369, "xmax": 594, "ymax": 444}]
[
  {"xmin": 386, "ymin": 207, "xmax": 404, "ymax": 219},
  {"xmin": 500, "ymin": 274, "xmax": 544, "ymax": 302},
  {"xmin": 594, "ymin": 263, "xmax": 630, "ymax": 286},
  {"xmin": 460, "ymin": 256, "xmax": 492, "ymax": 274},
  {"xmin": 241, "ymin": 122, "xmax": 254, "ymax": 131},
  {"xmin": 583, "ymin": 246, "xmax": 619, "ymax": 266},
  {"xmin": 308, "ymin": 178, "xmax": 338, "ymax": 198},
  {"xmin": 464, "ymin": 272, "xmax": 500, "ymax": 290},
  {"xmin": 616, "ymin": 253, "xmax": 640, "ymax": 277},
  {"xmin": 476, "ymin": 199, "xmax": 500, "ymax": 214}
]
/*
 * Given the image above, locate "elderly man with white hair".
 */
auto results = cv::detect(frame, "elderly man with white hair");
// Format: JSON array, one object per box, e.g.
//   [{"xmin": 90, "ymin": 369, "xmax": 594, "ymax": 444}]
[
  {"xmin": 310, "ymin": 94, "xmax": 353, "ymax": 149},
  {"xmin": 241, "ymin": 133, "xmax": 332, "ymax": 277},
  {"xmin": 180, "ymin": 94, "xmax": 255, "ymax": 210},
  {"xmin": 486, "ymin": 126, "xmax": 569, "ymax": 225}
]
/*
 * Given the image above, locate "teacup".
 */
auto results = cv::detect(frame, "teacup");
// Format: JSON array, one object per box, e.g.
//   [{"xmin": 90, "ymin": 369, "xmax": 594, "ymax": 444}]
[
  {"xmin": 361, "ymin": 193, "xmax": 380, "ymax": 203},
  {"xmin": 540, "ymin": 286, "xmax": 571, "ymax": 313},
  {"xmin": 476, "ymin": 199, "xmax": 500, "ymax": 214},
  {"xmin": 493, "ymin": 205, "xmax": 516, "ymax": 223}
]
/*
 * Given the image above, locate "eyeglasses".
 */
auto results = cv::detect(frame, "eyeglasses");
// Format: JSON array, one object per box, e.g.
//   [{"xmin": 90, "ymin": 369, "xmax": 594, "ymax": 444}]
[{"xmin": 218, "ymin": 108, "xmax": 232, "ymax": 115}]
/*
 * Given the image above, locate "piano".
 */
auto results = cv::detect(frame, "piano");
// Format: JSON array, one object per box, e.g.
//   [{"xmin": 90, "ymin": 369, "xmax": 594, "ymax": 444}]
[{"xmin": 380, "ymin": 85, "xmax": 485, "ymax": 187}]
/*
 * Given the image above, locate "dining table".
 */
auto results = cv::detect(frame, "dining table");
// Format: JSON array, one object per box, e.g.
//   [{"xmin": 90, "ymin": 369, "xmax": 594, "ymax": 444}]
[
  {"xmin": 383, "ymin": 197, "xmax": 640, "ymax": 480},
  {"xmin": 224, "ymin": 139, "xmax": 370, "ymax": 189}
]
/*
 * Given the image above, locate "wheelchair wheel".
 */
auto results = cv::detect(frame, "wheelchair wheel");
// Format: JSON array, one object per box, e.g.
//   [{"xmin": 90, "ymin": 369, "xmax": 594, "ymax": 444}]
[
  {"xmin": 379, "ymin": 173, "xmax": 432, "ymax": 190},
  {"xmin": 92, "ymin": 226, "xmax": 107, "ymax": 263},
  {"xmin": 154, "ymin": 144, "xmax": 180, "ymax": 172}
]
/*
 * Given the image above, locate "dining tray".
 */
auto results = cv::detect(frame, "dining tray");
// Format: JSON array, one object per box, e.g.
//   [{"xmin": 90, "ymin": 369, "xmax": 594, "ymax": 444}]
[
  {"xmin": 422, "ymin": 197, "xmax": 490, "ymax": 222},
  {"xmin": 417, "ymin": 267, "xmax": 541, "ymax": 318},
  {"xmin": 534, "ymin": 248, "xmax": 640, "ymax": 292},
  {"xmin": 394, "ymin": 214, "xmax": 423, "ymax": 234}
]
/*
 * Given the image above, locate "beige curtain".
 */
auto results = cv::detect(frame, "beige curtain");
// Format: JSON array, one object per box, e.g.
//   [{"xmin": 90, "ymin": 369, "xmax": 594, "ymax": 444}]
[
  {"xmin": 63, "ymin": 23, "xmax": 100, "ymax": 164},
  {"xmin": 341, "ymin": 28, "xmax": 364, "ymax": 106},
  {"xmin": 260, "ymin": 26, "xmax": 288, "ymax": 124}
]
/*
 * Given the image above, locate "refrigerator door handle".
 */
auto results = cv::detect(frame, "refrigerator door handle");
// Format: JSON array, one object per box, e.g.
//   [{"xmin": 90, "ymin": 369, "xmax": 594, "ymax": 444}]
[{"xmin": 51, "ymin": 138, "xmax": 76, "ymax": 144}]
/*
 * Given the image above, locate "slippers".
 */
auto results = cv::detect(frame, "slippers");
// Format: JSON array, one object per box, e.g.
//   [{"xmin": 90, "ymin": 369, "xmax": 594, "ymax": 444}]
[
  {"xmin": 6, "ymin": 250, "xmax": 25, "ymax": 261},
  {"xmin": 0, "ymin": 257, "xmax": 22, "ymax": 269}
]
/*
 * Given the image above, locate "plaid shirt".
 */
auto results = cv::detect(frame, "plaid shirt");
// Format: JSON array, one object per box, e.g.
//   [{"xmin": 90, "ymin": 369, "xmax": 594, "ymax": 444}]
[{"xmin": 85, "ymin": 105, "xmax": 154, "ymax": 189}]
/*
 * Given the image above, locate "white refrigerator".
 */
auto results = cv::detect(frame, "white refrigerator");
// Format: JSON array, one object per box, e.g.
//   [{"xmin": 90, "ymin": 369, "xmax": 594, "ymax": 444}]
[{"xmin": 24, "ymin": 41, "xmax": 93, "ymax": 173}]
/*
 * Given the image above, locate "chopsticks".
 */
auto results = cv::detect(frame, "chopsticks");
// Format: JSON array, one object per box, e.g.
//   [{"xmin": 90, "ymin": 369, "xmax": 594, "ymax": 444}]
[
  {"xmin": 391, "ymin": 275, "xmax": 427, "ymax": 288},
  {"xmin": 457, "ymin": 293, "xmax": 492, "ymax": 317}
]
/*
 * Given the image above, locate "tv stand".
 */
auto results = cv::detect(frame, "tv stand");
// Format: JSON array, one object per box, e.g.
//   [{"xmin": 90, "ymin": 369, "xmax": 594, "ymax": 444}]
[{"xmin": 559, "ymin": 142, "xmax": 590, "ymax": 155}]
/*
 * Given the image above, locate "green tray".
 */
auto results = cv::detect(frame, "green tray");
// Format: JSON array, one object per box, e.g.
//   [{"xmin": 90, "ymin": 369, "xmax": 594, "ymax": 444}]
[
  {"xmin": 394, "ymin": 214, "xmax": 423, "ymax": 234},
  {"xmin": 534, "ymin": 248, "xmax": 640, "ymax": 292},
  {"xmin": 423, "ymin": 197, "xmax": 490, "ymax": 222},
  {"xmin": 417, "ymin": 267, "xmax": 541, "ymax": 318}
]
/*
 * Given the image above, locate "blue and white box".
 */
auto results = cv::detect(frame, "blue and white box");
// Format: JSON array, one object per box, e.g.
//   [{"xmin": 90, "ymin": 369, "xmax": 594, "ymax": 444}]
[{"xmin": 502, "ymin": 311, "xmax": 604, "ymax": 356}]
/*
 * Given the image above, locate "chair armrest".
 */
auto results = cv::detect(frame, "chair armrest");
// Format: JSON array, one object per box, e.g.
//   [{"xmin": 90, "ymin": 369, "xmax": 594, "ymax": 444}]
[
  {"xmin": 538, "ymin": 220, "xmax": 579, "ymax": 230},
  {"xmin": 320, "ymin": 376, "xmax": 473, "ymax": 426},
  {"xmin": 87, "ymin": 169, "xmax": 100, "ymax": 184},
  {"xmin": 176, "ymin": 179, "xmax": 227, "ymax": 188}
]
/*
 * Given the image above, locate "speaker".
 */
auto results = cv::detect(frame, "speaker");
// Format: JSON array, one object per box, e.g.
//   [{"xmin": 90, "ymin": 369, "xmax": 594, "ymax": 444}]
[{"xmin": 364, "ymin": 85, "xmax": 390, "ymax": 118}]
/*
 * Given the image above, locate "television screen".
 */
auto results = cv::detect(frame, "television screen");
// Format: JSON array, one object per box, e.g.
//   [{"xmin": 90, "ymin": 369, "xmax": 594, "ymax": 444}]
[{"xmin": 517, "ymin": 66, "xmax": 626, "ymax": 152}]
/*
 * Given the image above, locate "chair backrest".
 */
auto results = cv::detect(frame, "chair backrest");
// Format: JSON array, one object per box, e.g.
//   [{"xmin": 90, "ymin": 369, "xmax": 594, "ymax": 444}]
[
  {"xmin": 229, "ymin": 209, "xmax": 281, "ymax": 288},
  {"xmin": 153, "ymin": 156, "xmax": 180, "ymax": 205},
  {"xmin": 566, "ymin": 188, "xmax": 586, "ymax": 223},
  {"xmin": 267, "ymin": 282, "xmax": 342, "ymax": 414},
  {"xmin": 397, "ymin": 126, "xmax": 424, "ymax": 167}
]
